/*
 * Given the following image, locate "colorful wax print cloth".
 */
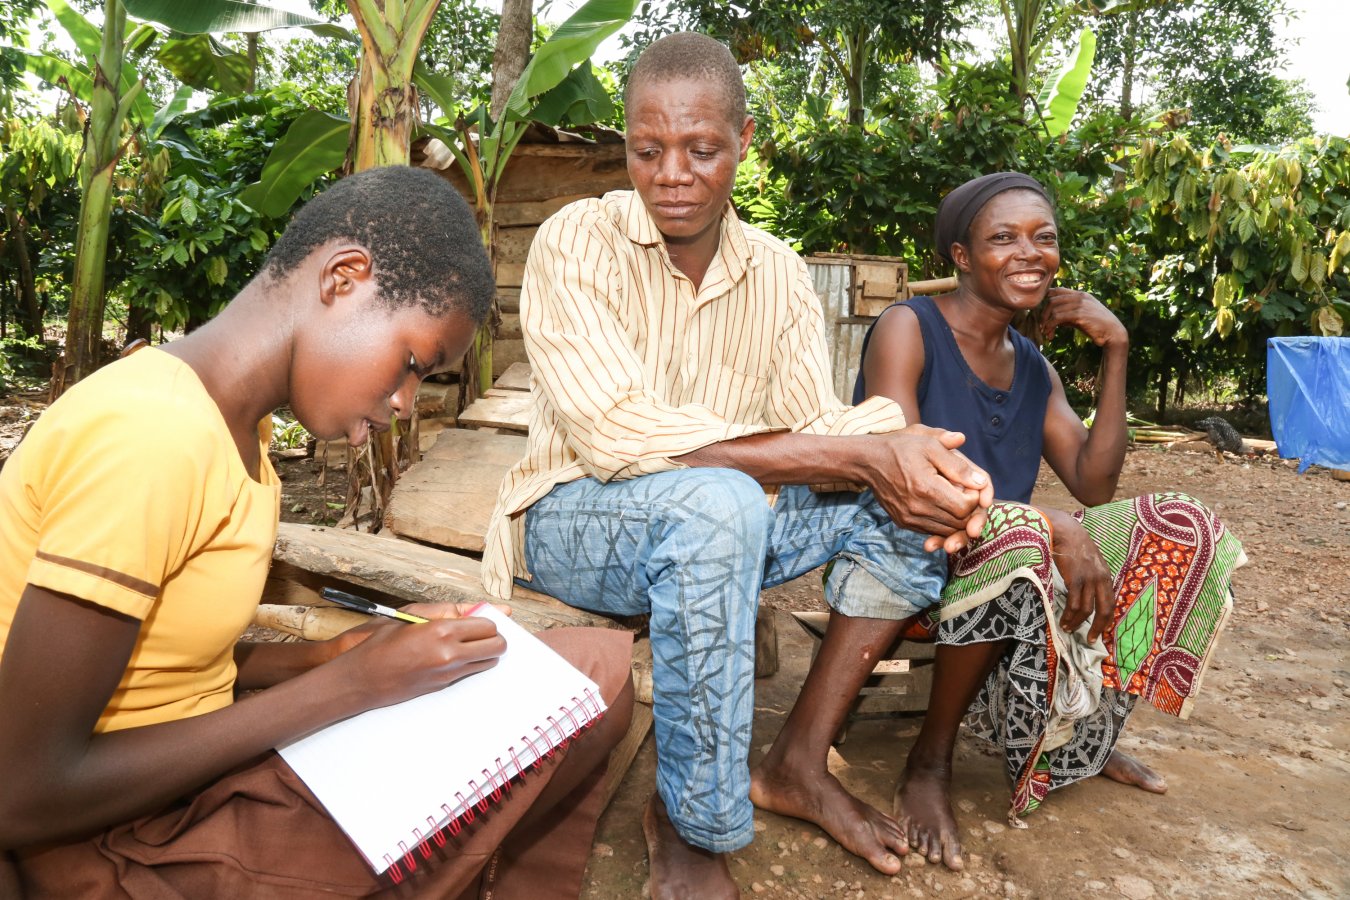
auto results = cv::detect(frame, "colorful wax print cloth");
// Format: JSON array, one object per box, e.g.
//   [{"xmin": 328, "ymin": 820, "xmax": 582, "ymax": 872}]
[{"xmin": 922, "ymin": 494, "xmax": 1246, "ymax": 818}]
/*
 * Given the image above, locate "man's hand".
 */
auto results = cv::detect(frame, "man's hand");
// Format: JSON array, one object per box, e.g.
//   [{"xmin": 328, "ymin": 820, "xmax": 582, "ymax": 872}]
[
  {"xmin": 1040, "ymin": 288, "xmax": 1129, "ymax": 349},
  {"xmin": 1042, "ymin": 509, "xmax": 1114, "ymax": 642},
  {"xmin": 862, "ymin": 425, "xmax": 994, "ymax": 554}
]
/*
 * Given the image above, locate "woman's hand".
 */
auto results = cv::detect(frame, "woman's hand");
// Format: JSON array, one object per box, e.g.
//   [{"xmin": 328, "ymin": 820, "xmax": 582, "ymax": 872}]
[
  {"xmin": 1043, "ymin": 509, "xmax": 1114, "ymax": 642},
  {"xmin": 1040, "ymin": 288, "xmax": 1129, "ymax": 349}
]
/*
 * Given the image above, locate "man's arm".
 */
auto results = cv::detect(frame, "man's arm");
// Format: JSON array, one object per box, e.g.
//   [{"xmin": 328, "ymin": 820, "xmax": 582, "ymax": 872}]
[
  {"xmin": 678, "ymin": 428, "xmax": 991, "ymax": 551},
  {"xmin": 683, "ymin": 291, "xmax": 990, "ymax": 551}
]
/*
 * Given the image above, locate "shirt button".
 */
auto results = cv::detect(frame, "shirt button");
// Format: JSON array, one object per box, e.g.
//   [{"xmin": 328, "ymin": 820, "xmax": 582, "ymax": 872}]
[
  {"xmin": 995, "ymin": 394, "xmax": 1006, "ymax": 404},
  {"xmin": 991, "ymin": 415, "xmax": 1002, "ymax": 427}
]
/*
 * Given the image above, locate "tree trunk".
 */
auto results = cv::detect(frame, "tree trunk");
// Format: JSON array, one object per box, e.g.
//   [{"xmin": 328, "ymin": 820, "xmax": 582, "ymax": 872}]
[
  {"xmin": 1120, "ymin": 9, "xmax": 1139, "ymax": 120},
  {"xmin": 341, "ymin": 0, "xmax": 444, "ymax": 531},
  {"xmin": 463, "ymin": 0, "xmax": 533, "ymax": 411},
  {"xmin": 55, "ymin": 0, "xmax": 129, "ymax": 399},
  {"xmin": 4, "ymin": 207, "xmax": 43, "ymax": 338},
  {"xmin": 490, "ymin": 0, "xmax": 532, "ymax": 121},
  {"xmin": 1155, "ymin": 365, "xmax": 1169, "ymax": 420},
  {"xmin": 246, "ymin": 33, "xmax": 259, "ymax": 93},
  {"xmin": 844, "ymin": 29, "xmax": 866, "ymax": 128}
]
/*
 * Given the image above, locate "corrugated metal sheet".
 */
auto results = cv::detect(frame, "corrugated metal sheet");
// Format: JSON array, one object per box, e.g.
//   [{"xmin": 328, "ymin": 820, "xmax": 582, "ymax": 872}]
[{"xmin": 807, "ymin": 259, "xmax": 873, "ymax": 404}]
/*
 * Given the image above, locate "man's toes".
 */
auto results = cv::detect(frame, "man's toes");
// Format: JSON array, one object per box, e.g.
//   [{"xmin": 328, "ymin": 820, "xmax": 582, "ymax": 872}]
[{"xmin": 942, "ymin": 837, "xmax": 965, "ymax": 871}]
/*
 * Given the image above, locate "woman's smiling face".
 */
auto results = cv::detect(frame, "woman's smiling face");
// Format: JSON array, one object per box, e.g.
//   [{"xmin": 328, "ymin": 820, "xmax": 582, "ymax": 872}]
[{"xmin": 951, "ymin": 189, "xmax": 1060, "ymax": 313}]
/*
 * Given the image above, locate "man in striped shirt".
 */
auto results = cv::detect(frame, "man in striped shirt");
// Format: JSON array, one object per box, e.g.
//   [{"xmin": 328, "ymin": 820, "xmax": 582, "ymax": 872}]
[{"xmin": 483, "ymin": 33, "xmax": 992, "ymax": 899}]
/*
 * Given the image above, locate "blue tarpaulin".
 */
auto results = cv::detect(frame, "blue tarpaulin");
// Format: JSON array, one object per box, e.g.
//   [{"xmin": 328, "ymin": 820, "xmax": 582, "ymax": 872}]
[{"xmin": 1266, "ymin": 336, "xmax": 1350, "ymax": 472}]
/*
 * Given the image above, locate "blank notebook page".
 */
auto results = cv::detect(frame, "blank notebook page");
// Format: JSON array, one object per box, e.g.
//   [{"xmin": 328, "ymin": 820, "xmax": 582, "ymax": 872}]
[{"xmin": 278, "ymin": 604, "xmax": 606, "ymax": 874}]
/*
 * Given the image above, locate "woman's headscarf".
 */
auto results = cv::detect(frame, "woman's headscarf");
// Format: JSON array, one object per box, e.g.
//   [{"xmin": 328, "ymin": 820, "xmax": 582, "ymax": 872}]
[{"xmin": 934, "ymin": 172, "xmax": 1051, "ymax": 264}]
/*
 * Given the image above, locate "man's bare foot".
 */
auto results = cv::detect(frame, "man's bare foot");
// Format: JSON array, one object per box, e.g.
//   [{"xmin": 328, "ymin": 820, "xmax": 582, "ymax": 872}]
[
  {"xmin": 893, "ymin": 759, "xmax": 965, "ymax": 870},
  {"xmin": 1100, "ymin": 749, "xmax": 1167, "ymax": 793},
  {"xmin": 642, "ymin": 793, "xmax": 739, "ymax": 900},
  {"xmin": 750, "ymin": 760, "xmax": 907, "ymax": 875}
]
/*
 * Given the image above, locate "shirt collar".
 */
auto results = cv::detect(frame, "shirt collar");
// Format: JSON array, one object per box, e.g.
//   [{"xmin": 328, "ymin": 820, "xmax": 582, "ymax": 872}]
[{"xmin": 620, "ymin": 190, "xmax": 753, "ymax": 287}]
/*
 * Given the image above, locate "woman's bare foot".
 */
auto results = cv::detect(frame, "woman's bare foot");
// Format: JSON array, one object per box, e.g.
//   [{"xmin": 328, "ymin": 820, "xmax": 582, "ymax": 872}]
[
  {"xmin": 1100, "ymin": 749, "xmax": 1167, "ymax": 793},
  {"xmin": 893, "ymin": 759, "xmax": 965, "ymax": 870},
  {"xmin": 750, "ymin": 760, "xmax": 908, "ymax": 875},
  {"xmin": 642, "ymin": 793, "xmax": 739, "ymax": 900}
]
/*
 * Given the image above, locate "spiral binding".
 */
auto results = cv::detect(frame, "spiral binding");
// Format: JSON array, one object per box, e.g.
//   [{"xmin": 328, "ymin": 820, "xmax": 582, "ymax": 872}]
[{"xmin": 381, "ymin": 687, "xmax": 604, "ymax": 885}]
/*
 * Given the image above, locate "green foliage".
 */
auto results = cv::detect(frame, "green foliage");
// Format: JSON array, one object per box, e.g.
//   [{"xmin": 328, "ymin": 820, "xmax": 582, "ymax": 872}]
[
  {"xmin": 108, "ymin": 86, "xmax": 323, "ymax": 332},
  {"xmin": 756, "ymin": 60, "xmax": 1026, "ymax": 272},
  {"xmin": 270, "ymin": 413, "xmax": 312, "ymax": 450},
  {"xmin": 1085, "ymin": 0, "xmax": 1316, "ymax": 142}
]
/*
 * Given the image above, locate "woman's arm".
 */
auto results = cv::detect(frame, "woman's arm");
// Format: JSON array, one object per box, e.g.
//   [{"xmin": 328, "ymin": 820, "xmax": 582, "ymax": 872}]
[
  {"xmin": 858, "ymin": 305, "xmax": 926, "ymax": 426},
  {"xmin": 0, "ymin": 586, "xmax": 506, "ymax": 849},
  {"xmin": 1039, "ymin": 289, "xmax": 1130, "ymax": 507}
]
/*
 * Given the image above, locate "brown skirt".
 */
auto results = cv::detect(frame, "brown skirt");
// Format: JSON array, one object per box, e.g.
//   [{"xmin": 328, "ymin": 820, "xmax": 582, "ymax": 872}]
[{"xmin": 6, "ymin": 627, "xmax": 634, "ymax": 900}]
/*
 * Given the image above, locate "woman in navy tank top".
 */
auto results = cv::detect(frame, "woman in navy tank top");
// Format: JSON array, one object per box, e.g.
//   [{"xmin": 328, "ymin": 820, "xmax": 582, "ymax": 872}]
[{"xmin": 855, "ymin": 174, "xmax": 1159, "ymax": 867}]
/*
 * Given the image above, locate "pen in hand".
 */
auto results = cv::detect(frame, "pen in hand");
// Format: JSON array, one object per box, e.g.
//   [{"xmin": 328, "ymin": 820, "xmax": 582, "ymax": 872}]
[{"xmin": 320, "ymin": 587, "xmax": 429, "ymax": 624}]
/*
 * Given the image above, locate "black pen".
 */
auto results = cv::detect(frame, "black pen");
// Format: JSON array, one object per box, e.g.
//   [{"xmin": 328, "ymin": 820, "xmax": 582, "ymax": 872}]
[{"xmin": 320, "ymin": 587, "xmax": 429, "ymax": 624}]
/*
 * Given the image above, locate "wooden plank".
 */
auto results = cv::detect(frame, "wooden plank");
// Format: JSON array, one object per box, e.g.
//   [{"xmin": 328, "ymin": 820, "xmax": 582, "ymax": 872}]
[
  {"xmin": 493, "ymin": 361, "xmax": 532, "ymax": 392},
  {"xmin": 445, "ymin": 339, "xmax": 527, "ymax": 378},
  {"xmin": 271, "ymin": 522, "xmax": 615, "ymax": 632},
  {"xmin": 497, "ymin": 287, "xmax": 521, "ymax": 314},
  {"xmin": 497, "ymin": 312, "xmax": 522, "ymax": 341},
  {"xmin": 458, "ymin": 395, "xmax": 531, "ymax": 433},
  {"xmin": 754, "ymin": 607, "xmax": 779, "ymax": 678},
  {"xmin": 416, "ymin": 381, "xmax": 457, "ymax": 417},
  {"xmin": 384, "ymin": 429, "xmax": 526, "ymax": 553},
  {"xmin": 496, "ymin": 226, "xmax": 538, "ymax": 265},
  {"xmin": 496, "ymin": 261, "xmax": 525, "ymax": 288},
  {"xmin": 496, "ymin": 194, "xmax": 598, "ymax": 227},
  {"xmin": 906, "ymin": 276, "xmax": 958, "ymax": 298}
]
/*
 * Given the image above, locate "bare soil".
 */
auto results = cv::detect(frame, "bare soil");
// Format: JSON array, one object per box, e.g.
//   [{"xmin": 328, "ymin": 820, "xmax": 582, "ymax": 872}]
[
  {"xmin": 4, "ymin": 391, "xmax": 1346, "ymax": 898},
  {"xmin": 581, "ymin": 446, "xmax": 1350, "ymax": 900}
]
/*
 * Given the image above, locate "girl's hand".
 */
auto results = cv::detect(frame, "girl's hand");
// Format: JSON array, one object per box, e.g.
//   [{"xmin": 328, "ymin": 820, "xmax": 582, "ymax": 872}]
[
  {"xmin": 322, "ymin": 602, "xmax": 510, "ymax": 659},
  {"xmin": 1040, "ymin": 288, "xmax": 1129, "ymax": 349},
  {"xmin": 1045, "ymin": 511, "xmax": 1114, "ymax": 643},
  {"xmin": 318, "ymin": 604, "xmax": 511, "ymax": 711}
]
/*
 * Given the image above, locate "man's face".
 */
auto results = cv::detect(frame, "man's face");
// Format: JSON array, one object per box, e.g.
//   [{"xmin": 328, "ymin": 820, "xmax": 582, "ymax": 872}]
[{"xmin": 625, "ymin": 76, "xmax": 754, "ymax": 246}]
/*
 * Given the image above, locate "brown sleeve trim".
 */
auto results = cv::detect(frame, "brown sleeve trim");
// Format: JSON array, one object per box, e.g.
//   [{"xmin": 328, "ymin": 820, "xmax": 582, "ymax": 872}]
[{"xmin": 33, "ymin": 550, "xmax": 159, "ymax": 599}]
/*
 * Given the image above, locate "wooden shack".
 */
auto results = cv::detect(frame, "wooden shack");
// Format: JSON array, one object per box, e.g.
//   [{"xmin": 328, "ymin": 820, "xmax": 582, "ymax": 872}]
[{"xmin": 413, "ymin": 126, "xmax": 632, "ymax": 381}]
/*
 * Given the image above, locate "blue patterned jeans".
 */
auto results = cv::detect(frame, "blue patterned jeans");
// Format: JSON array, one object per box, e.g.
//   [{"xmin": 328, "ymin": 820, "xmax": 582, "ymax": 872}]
[{"xmin": 520, "ymin": 467, "xmax": 945, "ymax": 852}]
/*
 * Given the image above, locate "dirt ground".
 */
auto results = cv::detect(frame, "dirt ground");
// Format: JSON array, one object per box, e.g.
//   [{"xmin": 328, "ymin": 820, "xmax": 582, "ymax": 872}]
[
  {"xmin": 2, "ymin": 390, "xmax": 1346, "ymax": 899},
  {"xmin": 576, "ymin": 447, "xmax": 1350, "ymax": 900}
]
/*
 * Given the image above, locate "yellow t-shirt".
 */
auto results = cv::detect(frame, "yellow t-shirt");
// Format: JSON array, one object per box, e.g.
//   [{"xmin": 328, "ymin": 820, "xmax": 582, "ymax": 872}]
[{"xmin": 0, "ymin": 349, "xmax": 280, "ymax": 732}]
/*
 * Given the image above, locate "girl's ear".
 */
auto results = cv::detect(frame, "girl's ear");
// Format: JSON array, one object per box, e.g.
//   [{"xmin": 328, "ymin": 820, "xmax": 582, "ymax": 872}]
[{"xmin": 318, "ymin": 247, "xmax": 375, "ymax": 306}]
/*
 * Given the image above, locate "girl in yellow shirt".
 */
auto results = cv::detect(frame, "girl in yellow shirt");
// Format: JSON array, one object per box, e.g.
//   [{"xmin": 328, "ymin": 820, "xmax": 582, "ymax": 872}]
[{"xmin": 0, "ymin": 166, "xmax": 633, "ymax": 898}]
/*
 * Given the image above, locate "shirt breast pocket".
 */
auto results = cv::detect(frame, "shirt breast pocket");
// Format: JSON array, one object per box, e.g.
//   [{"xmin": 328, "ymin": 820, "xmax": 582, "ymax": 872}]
[{"xmin": 709, "ymin": 362, "xmax": 769, "ymax": 422}]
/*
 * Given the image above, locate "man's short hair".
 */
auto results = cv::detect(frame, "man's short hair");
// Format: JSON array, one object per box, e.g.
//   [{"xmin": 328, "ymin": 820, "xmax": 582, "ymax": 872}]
[
  {"xmin": 624, "ymin": 32, "xmax": 747, "ymax": 127},
  {"xmin": 261, "ymin": 166, "xmax": 494, "ymax": 324}
]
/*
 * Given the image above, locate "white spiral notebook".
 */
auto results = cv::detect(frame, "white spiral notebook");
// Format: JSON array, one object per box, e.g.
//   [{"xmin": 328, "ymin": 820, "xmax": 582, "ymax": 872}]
[{"xmin": 278, "ymin": 603, "xmax": 606, "ymax": 880}]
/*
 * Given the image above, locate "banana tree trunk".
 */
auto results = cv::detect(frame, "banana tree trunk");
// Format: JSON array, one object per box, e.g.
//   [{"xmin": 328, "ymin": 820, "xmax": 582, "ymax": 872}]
[
  {"xmin": 56, "ymin": 0, "xmax": 131, "ymax": 398},
  {"xmin": 457, "ymin": 208, "xmax": 498, "ymax": 412},
  {"xmin": 341, "ymin": 0, "xmax": 443, "ymax": 531}
]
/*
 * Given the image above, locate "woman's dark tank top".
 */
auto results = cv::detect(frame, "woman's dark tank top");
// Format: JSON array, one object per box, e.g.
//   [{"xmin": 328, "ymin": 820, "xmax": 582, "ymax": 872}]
[{"xmin": 852, "ymin": 295, "xmax": 1052, "ymax": 503}]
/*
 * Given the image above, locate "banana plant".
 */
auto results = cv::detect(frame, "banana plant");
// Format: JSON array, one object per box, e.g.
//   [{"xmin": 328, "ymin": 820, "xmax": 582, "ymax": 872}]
[
  {"xmin": 239, "ymin": 0, "xmax": 636, "ymax": 403},
  {"xmin": 19, "ymin": 0, "xmax": 327, "ymax": 394},
  {"xmin": 1000, "ymin": 0, "xmax": 1175, "ymax": 134}
]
